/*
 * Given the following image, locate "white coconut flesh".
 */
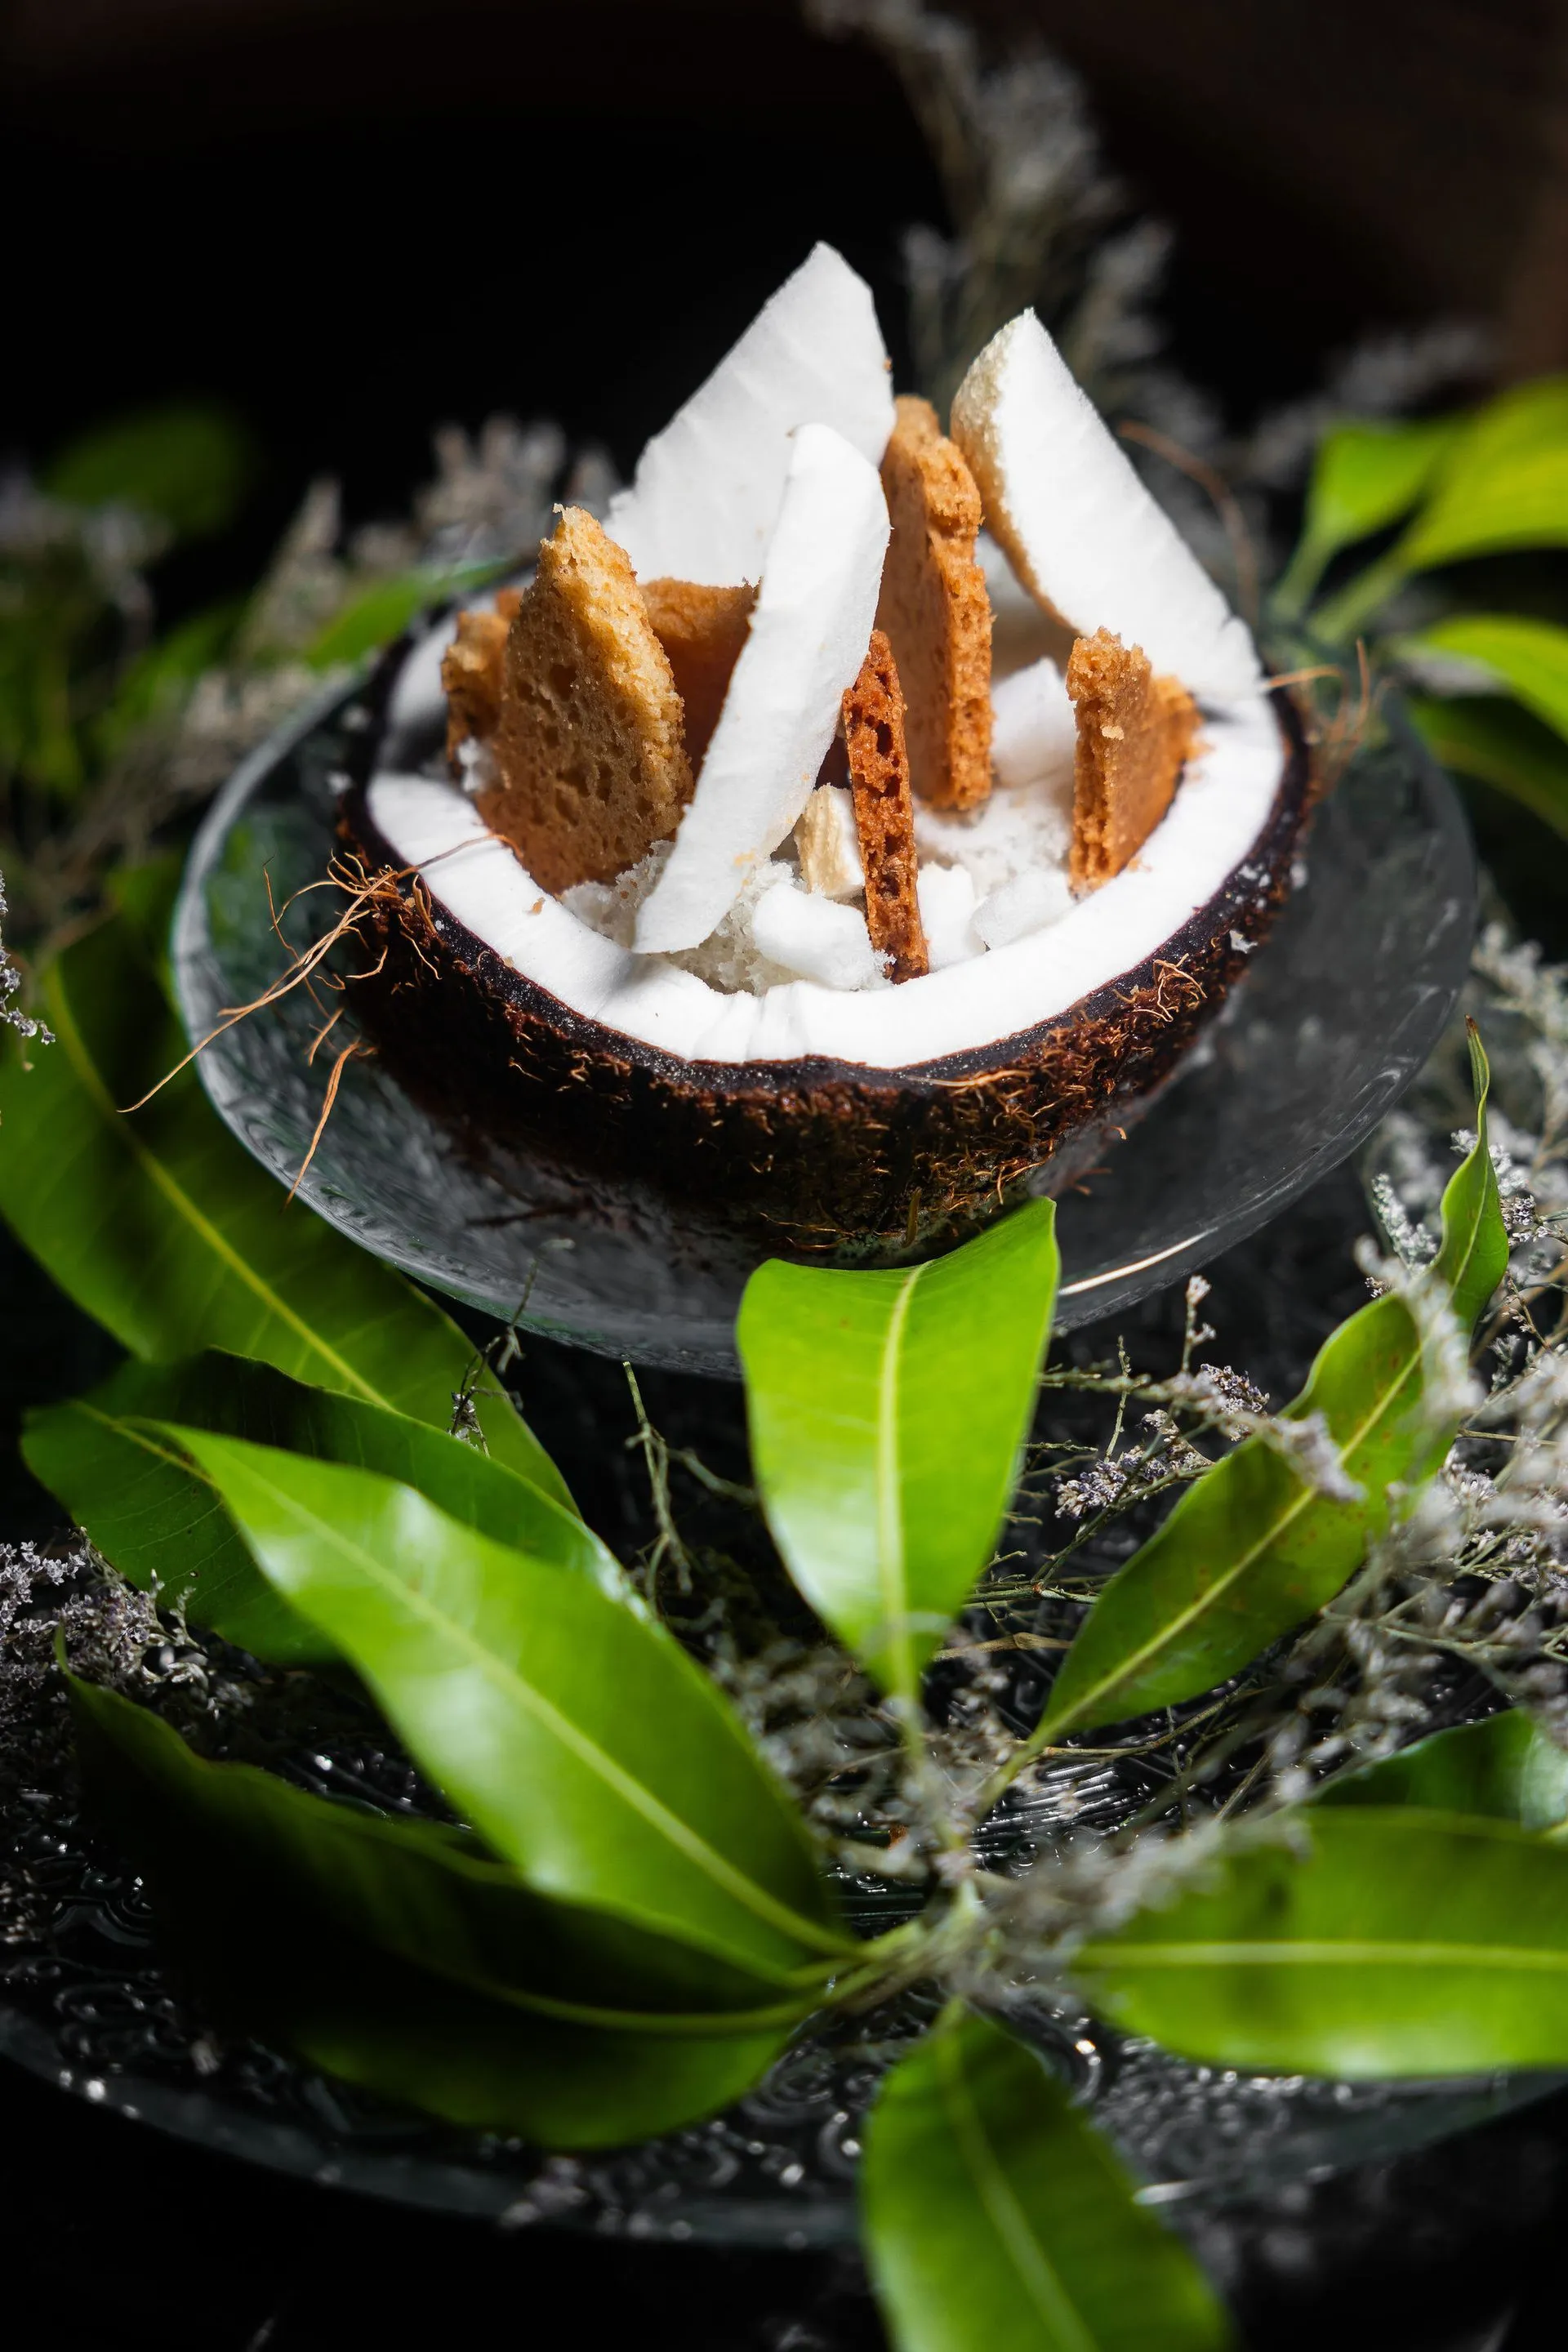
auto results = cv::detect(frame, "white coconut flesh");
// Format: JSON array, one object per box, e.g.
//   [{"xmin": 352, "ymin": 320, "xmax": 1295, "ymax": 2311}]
[
  {"xmin": 633, "ymin": 421, "xmax": 890, "ymax": 956},
  {"xmin": 362, "ymin": 252, "xmax": 1288, "ymax": 1075},
  {"xmin": 951, "ymin": 311, "xmax": 1262, "ymax": 706},
  {"xmin": 603, "ymin": 241, "xmax": 895, "ymax": 587}
]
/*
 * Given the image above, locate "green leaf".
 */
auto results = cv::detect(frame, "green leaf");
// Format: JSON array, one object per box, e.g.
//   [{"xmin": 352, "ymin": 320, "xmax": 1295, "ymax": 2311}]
[
  {"xmin": 1038, "ymin": 1043, "xmax": 1503, "ymax": 1739},
  {"xmin": 69, "ymin": 1673, "xmax": 802, "ymax": 2146},
  {"xmin": 1318, "ymin": 1709, "xmax": 1568, "ymax": 1830},
  {"xmin": 1401, "ymin": 612, "xmax": 1568, "ymax": 757},
  {"xmin": 0, "ymin": 908, "xmax": 569, "ymax": 1506},
  {"xmin": 24, "ymin": 1351, "xmax": 617, "ymax": 1665},
  {"xmin": 44, "ymin": 403, "xmax": 256, "ymax": 541},
  {"xmin": 1396, "ymin": 376, "xmax": 1568, "ymax": 571},
  {"xmin": 304, "ymin": 563, "xmax": 503, "ymax": 670},
  {"xmin": 1073, "ymin": 1807, "xmax": 1568, "ymax": 2076},
  {"xmin": 163, "ymin": 1432, "xmax": 851, "ymax": 1981},
  {"xmin": 1432, "ymin": 1022, "xmax": 1508, "ymax": 1331},
  {"xmin": 737, "ymin": 1203, "xmax": 1059, "ymax": 1702},
  {"xmin": 862, "ymin": 2008, "xmax": 1232, "ymax": 2352},
  {"xmin": 1406, "ymin": 693, "xmax": 1568, "ymax": 841},
  {"xmin": 1275, "ymin": 415, "xmax": 1466, "ymax": 619}
]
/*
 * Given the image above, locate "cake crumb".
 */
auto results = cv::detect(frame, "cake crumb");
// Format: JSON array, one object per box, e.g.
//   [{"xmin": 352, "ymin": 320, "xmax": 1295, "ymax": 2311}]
[
  {"xmin": 1066, "ymin": 628, "xmax": 1200, "ymax": 890},
  {"xmin": 842, "ymin": 630, "xmax": 929, "ymax": 982},
  {"xmin": 875, "ymin": 395, "xmax": 992, "ymax": 809}
]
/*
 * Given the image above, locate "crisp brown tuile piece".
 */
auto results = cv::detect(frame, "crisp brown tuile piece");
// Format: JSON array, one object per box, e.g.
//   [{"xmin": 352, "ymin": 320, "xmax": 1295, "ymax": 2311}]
[
  {"xmin": 640, "ymin": 578, "xmax": 756, "ymax": 773},
  {"xmin": 482, "ymin": 509, "xmax": 693, "ymax": 896},
  {"xmin": 874, "ymin": 394, "xmax": 993, "ymax": 810},
  {"xmin": 842, "ymin": 630, "xmax": 929, "ymax": 982},
  {"xmin": 1066, "ymin": 628, "xmax": 1200, "ymax": 891},
  {"xmin": 441, "ymin": 588, "xmax": 522, "ymax": 775}
]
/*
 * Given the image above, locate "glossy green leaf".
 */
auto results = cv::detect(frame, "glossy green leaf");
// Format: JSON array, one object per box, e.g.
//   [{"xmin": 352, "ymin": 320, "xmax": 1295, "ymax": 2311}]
[
  {"xmin": 737, "ymin": 1202, "xmax": 1059, "ymax": 1700},
  {"xmin": 1039, "ymin": 1040, "xmax": 1503, "ymax": 1738},
  {"xmin": 44, "ymin": 403, "xmax": 256, "ymax": 541},
  {"xmin": 1074, "ymin": 1807, "xmax": 1568, "ymax": 2076},
  {"xmin": 1407, "ymin": 693, "xmax": 1568, "ymax": 842},
  {"xmin": 862, "ymin": 2007, "xmax": 1231, "ymax": 2352},
  {"xmin": 70, "ymin": 1673, "xmax": 802, "ymax": 2146},
  {"xmin": 165, "ymin": 1431, "xmax": 850, "ymax": 1981},
  {"xmin": 1432, "ymin": 1023, "xmax": 1508, "ymax": 1330},
  {"xmin": 1396, "ymin": 376, "xmax": 1568, "ymax": 571},
  {"xmin": 1402, "ymin": 612, "xmax": 1568, "ymax": 744},
  {"xmin": 24, "ymin": 1351, "xmax": 616, "ymax": 1665},
  {"xmin": 1275, "ymin": 415, "xmax": 1465, "ymax": 618},
  {"xmin": 0, "ymin": 906, "xmax": 569, "ymax": 1505},
  {"xmin": 1318, "ymin": 1709, "xmax": 1568, "ymax": 1830}
]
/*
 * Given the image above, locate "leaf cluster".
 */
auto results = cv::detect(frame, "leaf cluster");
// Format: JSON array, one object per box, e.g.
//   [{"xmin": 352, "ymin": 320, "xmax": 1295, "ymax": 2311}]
[{"xmin": 11, "ymin": 880, "xmax": 1568, "ymax": 2349}]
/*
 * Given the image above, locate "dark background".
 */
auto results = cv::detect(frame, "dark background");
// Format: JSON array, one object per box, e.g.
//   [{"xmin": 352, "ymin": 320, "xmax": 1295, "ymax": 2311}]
[
  {"xmin": 8, "ymin": 2, "xmax": 1568, "ymax": 2344},
  {"xmin": 8, "ymin": 0, "xmax": 1568, "ymax": 563}
]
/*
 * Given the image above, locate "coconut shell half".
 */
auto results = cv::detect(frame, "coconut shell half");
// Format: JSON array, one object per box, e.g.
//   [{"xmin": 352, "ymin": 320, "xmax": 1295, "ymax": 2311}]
[{"xmin": 337, "ymin": 649, "xmax": 1310, "ymax": 1260}]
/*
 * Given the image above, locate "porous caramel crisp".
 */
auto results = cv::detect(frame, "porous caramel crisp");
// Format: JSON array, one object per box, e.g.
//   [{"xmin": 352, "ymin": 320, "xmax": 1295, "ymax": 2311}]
[
  {"xmin": 483, "ymin": 508, "xmax": 693, "ymax": 895},
  {"xmin": 843, "ymin": 630, "xmax": 929, "ymax": 982},
  {"xmin": 441, "ymin": 589, "xmax": 521, "ymax": 775},
  {"xmin": 1067, "ymin": 627, "xmax": 1200, "ymax": 890},
  {"xmin": 639, "ymin": 579, "xmax": 756, "ymax": 774},
  {"xmin": 875, "ymin": 395, "xmax": 993, "ymax": 811}
]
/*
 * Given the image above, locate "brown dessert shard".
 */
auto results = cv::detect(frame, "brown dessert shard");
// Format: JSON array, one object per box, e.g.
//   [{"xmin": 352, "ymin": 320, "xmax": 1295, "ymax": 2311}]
[
  {"xmin": 482, "ymin": 508, "xmax": 693, "ymax": 896},
  {"xmin": 874, "ymin": 394, "xmax": 993, "ymax": 810},
  {"xmin": 640, "ymin": 578, "xmax": 756, "ymax": 773},
  {"xmin": 1066, "ymin": 627, "xmax": 1200, "ymax": 891},
  {"xmin": 842, "ymin": 630, "xmax": 929, "ymax": 982},
  {"xmin": 441, "ymin": 588, "xmax": 522, "ymax": 774}
]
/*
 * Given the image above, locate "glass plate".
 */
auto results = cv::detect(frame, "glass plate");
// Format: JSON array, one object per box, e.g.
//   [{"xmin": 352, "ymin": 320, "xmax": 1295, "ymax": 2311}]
[
  {"xmin": 172, "ymin": 677, "xmax": 1475, "ymax": 1374},
  {"xmin": 2, "ymin": 1744, "xmax": 1554, "ymax": 2249}
]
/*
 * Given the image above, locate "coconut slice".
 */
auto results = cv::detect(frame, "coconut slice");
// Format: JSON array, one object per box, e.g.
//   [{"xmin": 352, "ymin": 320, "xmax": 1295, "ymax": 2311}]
[
  {"xmin": 916, "ymin": 862, "xmax": 984, "ymax": 971},
  {"xmin": 633, "ymin": 422, "xmax": 890, "ymax": 956},
  {"xmin": 951, "ymin": 313, "xmax": 1260, "ymax": 705},
  {"xmin": 991, "ymin": 656, "xmax": 1076, "ymax": 790},
  {"xmin": 604, "ymin": 243, "xmax": 895, "ymax": 587},
  {"xmin": 751, "ymin": 880, "xmax": 884, "ymax": 990},
  {"xmin": 794, "ymin": 785, "xmax": 865, "ymax": 900}
]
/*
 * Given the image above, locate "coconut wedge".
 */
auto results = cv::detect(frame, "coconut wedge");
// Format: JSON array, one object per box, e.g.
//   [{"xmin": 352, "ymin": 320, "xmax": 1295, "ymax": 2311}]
[
  {"xmin": 604, "ymin": 243, "xmax": 895, "ymax": 588},
  {"xmin": 633, "ymin": 421, "xmax": 890, "ymax": 955},
  {"xmin": 951, "ymin": 313, "xmax": 1260, "ymax": 706}
]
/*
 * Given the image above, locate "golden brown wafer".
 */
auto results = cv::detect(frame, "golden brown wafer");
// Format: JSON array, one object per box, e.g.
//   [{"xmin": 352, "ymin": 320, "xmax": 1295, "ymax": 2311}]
[
  {"xmin": 483, "ymin": 510, "xmax": 692, "ymax": 893},
  {"xmin": 842, "ymin": 630, "xmax": 929, "ymax": 982},
  {"xmin": 1066, "ymin": 627, "xmax": 1200, "ymax": 889},
  {"xmin": 875, "ymin": 394, "xmax": 992, "ymax": 809}
]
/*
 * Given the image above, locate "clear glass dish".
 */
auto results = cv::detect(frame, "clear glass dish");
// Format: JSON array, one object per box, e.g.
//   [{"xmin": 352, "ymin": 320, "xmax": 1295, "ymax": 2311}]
[{"xmin": 172, "ymin": 676, "xmax": 1476, "ymax": 1375}]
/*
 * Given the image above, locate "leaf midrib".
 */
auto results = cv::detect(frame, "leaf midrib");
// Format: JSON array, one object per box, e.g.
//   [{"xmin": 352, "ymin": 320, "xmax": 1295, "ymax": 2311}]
[
  {"xmin": 875, "ymin": 1263, "xmax": 927, "ymax": 1700},
  {"xmin": 47, "ymin": 965, "xmax": 385, "ymax": 1406},
  {"xmin": 229, "ymin": 1457, "xmax": 848, "ymax": 1961},
  {"xmin": 938, "ymin": 2029, "xmax": 1098, "ymax": 2352}
]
